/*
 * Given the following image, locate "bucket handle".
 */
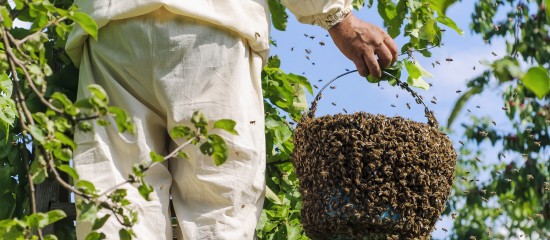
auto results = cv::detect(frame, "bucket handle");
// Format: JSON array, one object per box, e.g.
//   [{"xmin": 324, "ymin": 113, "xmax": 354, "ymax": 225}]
[{"xmin": 306, "ymin": 70, "xmax": 439, "ymax": 128}]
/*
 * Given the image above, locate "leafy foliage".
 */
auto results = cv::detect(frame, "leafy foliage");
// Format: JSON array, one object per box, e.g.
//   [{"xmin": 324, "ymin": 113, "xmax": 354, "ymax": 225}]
[{"xmin": 447, "ymin": 0, "xmax": 549, "ymax": 239}]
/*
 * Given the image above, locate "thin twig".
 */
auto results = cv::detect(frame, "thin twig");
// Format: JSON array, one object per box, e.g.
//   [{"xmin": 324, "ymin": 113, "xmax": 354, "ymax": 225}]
[{"xmin": 16, "ymin": 16, "xmax": 67, "ymax": 47}]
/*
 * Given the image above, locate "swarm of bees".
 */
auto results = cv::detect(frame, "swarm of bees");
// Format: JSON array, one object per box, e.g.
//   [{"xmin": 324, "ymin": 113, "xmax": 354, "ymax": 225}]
[{"xmin": 293, "ymin": 110, "xmax": 457, "ymax": 239}]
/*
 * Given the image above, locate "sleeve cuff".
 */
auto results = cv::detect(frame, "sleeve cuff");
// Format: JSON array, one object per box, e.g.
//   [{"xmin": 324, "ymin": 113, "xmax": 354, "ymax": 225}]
[{"xmin": 312, "ymin": 7, "xmax": 352, "ymax": 30}]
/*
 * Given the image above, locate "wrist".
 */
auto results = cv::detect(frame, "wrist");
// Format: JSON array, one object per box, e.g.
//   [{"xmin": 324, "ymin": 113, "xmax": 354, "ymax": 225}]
[{"xmin": 314, "ymin": 7, "xmax": 352, "ymax": 31}]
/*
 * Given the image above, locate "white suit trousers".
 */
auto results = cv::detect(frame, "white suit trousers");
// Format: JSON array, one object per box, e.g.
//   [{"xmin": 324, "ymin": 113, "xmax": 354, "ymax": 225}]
[{"xmin": 74, "ymin": 8, "xmax": 266, "ymax": 240}]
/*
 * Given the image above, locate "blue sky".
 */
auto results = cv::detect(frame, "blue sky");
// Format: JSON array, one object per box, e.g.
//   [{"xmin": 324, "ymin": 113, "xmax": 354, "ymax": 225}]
[{"xmin": 269, "ymin": 1, "xmax": 517, "ymax": 239}]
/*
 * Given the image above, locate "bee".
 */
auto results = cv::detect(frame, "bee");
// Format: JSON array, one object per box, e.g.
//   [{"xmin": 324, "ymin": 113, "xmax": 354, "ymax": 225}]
[
  {"xmin": 305, "ymin": 49, "xmax": 311, "ymax": 54},
  {"xmin": 436, "ymin": 61, "xmax": 441, "ymax": 65},
  {"xmin": 313, "ymin": 85, "xmax": 318, "ymax": 89},
  {"xmin": 512, "ymin": 168, "xmax": 519, "ymax": 173},
  {"xmin": 492, "ymin": 120, "xmax": 497, "ymax": 126},
  {"xmin": 456, "ymin": 90, "xmax": 462, "ymax": 93},
  {"xmin": 527, "ymin": 175, "xmax": 534, "ymax": 181},
  {"xmin": 479, "ymin": 131, "xmax": 488, "ymax": 137},
  {"xmin": 459, "ymin": 141, "xmax": 464, "ymax": 145},
  {"xmin": 406, "ymin": 103, "xmax": 411, "ymax": 109},
  {"xmin": 250, "ymin": 121, "xmax": 256, "ymax": 125},
  {"xmin": 475, "ymin": 157, "xmax": 481, "ymax": 162},
  {"xmin": 505, "ymin": 178, "xmax": 512, "ymax": 182},
  {"xmin": 507, "ymin": 199, "xmax": 516, "ymax": 204},
  {"xmin": 330, "ymin": 85, "xmax": 336, "ymax": 89},
  {"xmin": 496, "ymin": 171, "xmax": 501, "ymax": 175},
  {"xmin": 534, "ymin": 141, "xmax": 540, "ymax": 147},
  {"xmin": 490, "ymin": 191, "xmax": 496, "ymax": 195},
  {"xmin": 431, "ymin": 100, "xmax": 437, "ymax": 104},
  {"xmin": 304, "ymin": 34, "xmax": 309, "ymax": 37},
  {"xmin": 451, "ymin": 212, "xmax": 457, "ymax": 220},
  {"xmin": 482, "ymin": 197, "xmax": 488, "ymax": 202},
  {"xmin": 332, "ymin": 102, "xmax": 337, "ymax": 106},
  {"xmin": 312, "ymin": 62, "xmax": 315, "ymax": 65},
  {"xmin": 473, "ymin": 66, "xmax": 476, "ymax": 70},
  {"xmin": 476, "ymin": 105, "xmax": 480, "ymax": 108},
  {"xmin": 494, "ymin": 24, "xmax": 500, "ymax": 31},
  {"xmin": 343, "ymin": 108, "xmax": 348, "ymax": 113},
  {"xmin": 396, "ymin": 94, "xmax": 399, "ymax": 98},
  {"xmin": 502, "ymin": 107, "xmax": 509, "ymax": 111},
  {"xmin": 309, "ymin": 36, "xmax": 315, "ymax": 40},
  {"xmin": 513, "ymin": 92, "xmax": 518, "ymax": 98},
  {"xmin": 491, "ymin": 52, "xmax": 497, "ymax": 56},
  {"xmin": 305, "ymin": 56, "xmax": 310, "ymax": 60},
  {"xmin": 432, "ymin": 63, "xmax": 436, "ymax": 68},
  {"xmin": 480, "ymin": 189, "xmax": 487, "ymax": 195},
  {"xmin": 502, "ymin": 153, "xmax": 506, "ymax": 158},
  {"xmin": 446, "ymin": 58, "xmax": 453, "ymax": 61},
  {"xmin": 391, "ymin": 104, "xmax": 396, "ymax": 107},
  {"xmin": 442, "ymin": 228, "xmax": 448, "ymax": 232},
  {"xmin": 463, "ymin": 190, "xmax": 470, "ymax": 194},
  {"xmin": 467, "ymin": 109, "xmax": 472, "ymax": 113},
  {"xmin": 291, "ymin": 47, "xmax": 294, "ymax": 51},
  {"xmin": 534, "ymin": 213, "xmax": 543, "ymax": 219},
  {"xmin": 319, "ymin": 41, "xmax": 325, "ymax": 46},
  {"xmin": 255, "ymin": 32, "xmax": 261, "ymax": 38}
]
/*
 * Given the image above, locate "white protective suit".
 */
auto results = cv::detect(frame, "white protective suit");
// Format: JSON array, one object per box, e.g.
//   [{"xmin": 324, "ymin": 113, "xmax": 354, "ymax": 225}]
[{"xmin": 68, "ymin": 1, "xmax": 352, "ymax": 239}]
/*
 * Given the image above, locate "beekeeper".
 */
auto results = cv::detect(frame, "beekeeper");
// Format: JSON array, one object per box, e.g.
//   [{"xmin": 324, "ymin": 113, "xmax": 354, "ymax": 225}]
[{"xmin": 66, "ymin": 1, "xmax": 398, "ymax": 239}]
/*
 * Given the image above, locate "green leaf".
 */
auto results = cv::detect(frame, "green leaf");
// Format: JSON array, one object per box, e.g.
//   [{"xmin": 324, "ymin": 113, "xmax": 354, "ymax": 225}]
[
  {"xmin": 119, "ymin": 229, "xmax": 132, "ymax": 240},
  {"xmin": 404, "ymin": 60, "xmax": 431, "ymax": 90},
  {"xmin": 429, "ymin": 0, "xmax": 458, "ymax": 15},
  {"xmin": 546, "ymin": 0, "xmax": 550, "ymax": 24},
  {"xmin": 170, "ymin": 125, "xmax": 191, "ymax": 139},
  {"xmin": 46, "ymin": 210, "xmax": 66, "ymax": 225},
  {"xmin": 149, "ymin": 151, "xmax": 165, "ymax": 163},
  {"xmin": 138, "ymin": 182, "xmax": 153, "ymax": 200},
  {"xmin": 44, "ymin": 235, "xmax": 58, "ymax": 240},
  {"xmin": 77, "ymin": 201, "xmax": 98, "ymax": 222},
  {"xmin": 54, "ymin": 132, "xmax": 76, "ymax": 150},
  {"xmin": 28, "ymin": 125, "xmax": 45, "ymax": 143},
  {"xmin": 522, "ymin": 66, "xmax": 550, "ymax": 99},
  {"xmin": 76, "ymin": 180, "xmax": 96, "ymax": 194},
  {"xmin": 0, "ymin": 6, "xmax": 12, "ymax": 29},
  {"xmin": 208, "ymin": 134, "xmax": 228, "ymax": 166},
  {"xmin": 108, "ymin": 106, "xmax": 135, "ymax": 134},
  {"xmin": 92, "ymin": 214, "xmax": 110, "ymax": 231},
  {"xmin": 268, "ymin": 0, "xmax": 287, "ymax": 31},
  {"xmin": 436, "ymin": 15, "xmax": 463, "ymax": 35},
  {"xmin": 213, "ymin": 119, "xmax": 238, "ymax": 135},
  {"xmin": 70, "ymin": 12, "xmax": 98, "ymax": 39},
  {"xmin": 85, "ymin": 232, "xmax": 106, "ymax": 240},
  {"xmin": 265, "ymin": 186, "xmax": 282, "ymax": 205},
  {"xmin": 191, "ymin": 111, "xmax": 208, "ymax": 129},
  {"xmin": 57, "ymin": 164, "xmax": 80, "ymax": 180}
]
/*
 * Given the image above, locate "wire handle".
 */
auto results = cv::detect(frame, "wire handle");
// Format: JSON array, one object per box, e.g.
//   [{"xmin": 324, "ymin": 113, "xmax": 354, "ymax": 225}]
[{"xmin": 306, "ymin": 70, "xmax": 439, "ymax": 128}]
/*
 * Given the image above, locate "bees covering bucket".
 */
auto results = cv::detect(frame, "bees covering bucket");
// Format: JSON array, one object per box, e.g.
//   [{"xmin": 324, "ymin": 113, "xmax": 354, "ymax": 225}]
[{"xmin": 292, "ymin": 71, "xmax": 457, "ymax": 239}]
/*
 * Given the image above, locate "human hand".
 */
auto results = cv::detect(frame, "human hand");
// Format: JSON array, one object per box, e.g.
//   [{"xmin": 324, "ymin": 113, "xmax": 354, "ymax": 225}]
[{"xmin": 329, "ymin": 12, "xmax": 398, "ymax": 78}]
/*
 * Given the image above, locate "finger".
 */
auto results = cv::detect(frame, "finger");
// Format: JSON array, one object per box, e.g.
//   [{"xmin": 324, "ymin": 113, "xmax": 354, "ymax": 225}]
[
  {"xmin": 375, "ymin": 45, "xmax": 393, "ymax": 69},
  {"xmin": 364, "ymin": 52, "xmax": 381, "ymax": 78},
  {"xmin": 353, "ymin": 58, "xmax": 369, "ymax": 77},
  {"xmin": 384, "ymin": 36, "xmax": 399, "ymax": 64}
]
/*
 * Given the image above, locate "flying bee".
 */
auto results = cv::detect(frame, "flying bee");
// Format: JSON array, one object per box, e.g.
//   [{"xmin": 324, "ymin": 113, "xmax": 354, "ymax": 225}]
[
  {"xmin": 479, "ymin": 131, "xmax": 488, "ymax": 137},
  {"xmin": 250, "ymin": 121, "xmax": 256, "ymax": 125},
  {"xmin": 475, "ymin": 157, "xmax": 481, "ymax": 162},
  {"xmin": 431, "ymin": 100, "xmax": 437, "ymax": 104},
  {"xmin": 491, "ymin": 52, "xmax": 497, "ymax": 56},
  {"xmin": 502, "ymin": 153, "xmax": 506, "ymax": 158},
  {"xmin": 332, "ymin": 102, "xmax": 337, "ymax": 106},
  {"xmin": 304, "ymin": 34, "xmax": 309, "ymax": 37},
  {"xmin": 456, "ymin": 90, "xmax": 462, "ymax": 93},
  {"xmin": 343, "ymin": 108, "xmax": 348, "ymax": 113},
  {"xmin": 527, "ymin": 175, "xmax": 534, "ymax": 181},
  {"xmin": 451, "ymin": 212, "xmax": 457, "ymax": 220},
  {"xmin": 476, "ymin": 105, "xmax": 480, "ymax": 108},
  {"xmin": 442, "ymin": 228, "xmax": 448, "ymax": 232},
  {"xmin": 330, "ymin": 85, "xmax": 336, "ymax": 89},
  {"xmin": 512, "ymin": 168, "xmax": 519, "ymax": 173},
  {"xmin": 490, "ymin": 191, "xmax": 496, "ymax": 195},
  {"xmin": 482, "ymin": 197, "xmax": 488, "ymax": 202},
  {"xmin": 305, "ymin": 56, "xmax": 310, "ymax": 60},
  {"xmin": 534, "ymin": 213, "xmax": 543, "ymax": 219},
  {"xmin": 496, "ymin": 171, "xmax": 502, "ymax": 175},
  {"xmin": 534, "ymin": 141, "xmax": 540, "ymax": 147},
  {"xmin": 406, "ymin": 103, "xmax": 411, "ymax": 109},
  {"xmin": 507, "ymin": 199, "xmax": 516, "ymax": 204},
  {"xmin": 313, "ymin": 85, "xmax": 318, "ymax": 89},
  {"xmin": 318, "ymin": 79, "xmax": 323, "ymax": 82},
  {"xmin": 492, "ymin": 120, "xmax": 497, "ymax": 126},
  {"xmin": 396, "ymin": 94, "xmax": 399, "ymax": 98},
  {"xmin": 255, "ymin": 32, "xmax": 261, "ymax": 38},
  {"xmin": 494, "ymin": 24, "xmax": 500, "ymax": 31},
  {"xmin": 463, "ymin": 190, "xmax": 470, "ymax": 194},
  {"xmin": 502, "ymin": 107, "xmax": 509, "ymax": 111},
  {"xmin": 467, "ymin": 109, "xmax": 472, "ymax": 113},
  {"xmin": 505, "ymin": 178, "xmax": 512, "ymax": 182},
  {"xmin": 319, "ymin": 41, "xmax": 325, "ymax": 46},
  {"xmin": 480, "ymin": 189, "xmax": 487, "ymax": 195},
  {"xmin": 459, "ymin": 141, "xmax": 464, "ymax": 145},
  {"xmin": 446, "ymin": 58, "xmax": 453, "ymax": 61},
  {"xmin": 309, "ymin": 36, "xmax": 315, "ymax": 39},
  {"xmin": 473, "ymin": 66, "xmax": 476, "ymax": 70},
  {"xmin": 305, "ymin": 49, "xmax": 311, "ymax": 54},
  {"xmin": 436, "ymin": 61, "xmax": 441, "ymax": 65},
  {"xmin": 432, "ymin": 63, "xmax": 436, "ymax": 68},
  {"xmin": 391, "ymin": 104, "xmax": 396, "ymax": 107}
]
